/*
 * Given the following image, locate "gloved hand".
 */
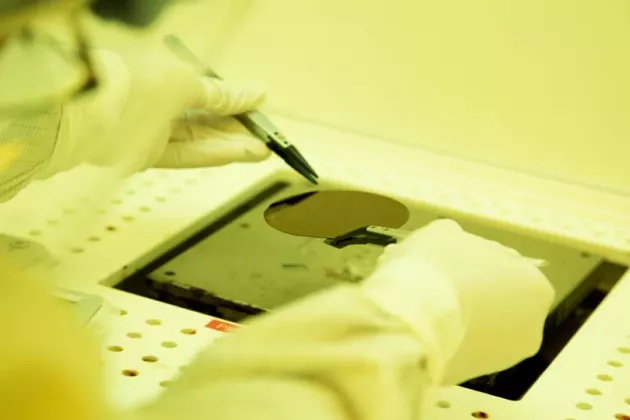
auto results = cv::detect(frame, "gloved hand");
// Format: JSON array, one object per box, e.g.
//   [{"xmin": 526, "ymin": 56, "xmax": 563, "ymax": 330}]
[
  {"xmin": 40, "ymin": 48, "xmax": 271, "ymax": 179},
  {"xmin": 362, "ymin": 219, "xmax": 554, "ymax": 386}
]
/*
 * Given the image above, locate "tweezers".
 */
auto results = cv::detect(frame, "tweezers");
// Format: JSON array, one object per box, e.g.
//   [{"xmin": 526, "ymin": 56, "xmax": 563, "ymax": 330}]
[{"xmin": 164, "ymin": 35, "xmax": 319, "ymax": 184}]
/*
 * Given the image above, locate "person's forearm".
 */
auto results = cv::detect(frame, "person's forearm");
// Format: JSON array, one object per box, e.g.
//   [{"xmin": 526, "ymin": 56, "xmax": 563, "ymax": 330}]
[{"xmin": 130, "ymin": 283, "xmax": 447, "ymax": 420}]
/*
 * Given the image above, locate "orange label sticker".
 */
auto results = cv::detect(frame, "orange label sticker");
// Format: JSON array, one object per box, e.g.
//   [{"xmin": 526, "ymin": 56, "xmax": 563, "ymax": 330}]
[{"xmin": 205, "ymin": 319, "xmax": 239, "ymax": 332}]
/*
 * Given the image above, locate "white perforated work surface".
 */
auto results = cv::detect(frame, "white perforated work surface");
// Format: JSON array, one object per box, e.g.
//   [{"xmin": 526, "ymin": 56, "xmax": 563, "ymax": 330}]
[{"xmin": 3, "ymin": 115, "xmax": 630, "ymax": 419}]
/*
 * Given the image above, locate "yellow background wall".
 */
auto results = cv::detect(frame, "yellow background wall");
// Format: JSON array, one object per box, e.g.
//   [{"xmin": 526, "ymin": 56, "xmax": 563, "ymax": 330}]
[{"xmin": 161, "ymin": 1, "xmax": 630, "ymax": 193}]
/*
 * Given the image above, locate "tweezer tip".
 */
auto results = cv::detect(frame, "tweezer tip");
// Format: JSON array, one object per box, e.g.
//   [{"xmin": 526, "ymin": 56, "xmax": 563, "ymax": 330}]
[
  {"xmin": 305, "ymin": 174, "xmax": 318, "ymax": 185},
  {"xmin": 290, "ymin": 146, "xmax": 318, "ymax": 176}
]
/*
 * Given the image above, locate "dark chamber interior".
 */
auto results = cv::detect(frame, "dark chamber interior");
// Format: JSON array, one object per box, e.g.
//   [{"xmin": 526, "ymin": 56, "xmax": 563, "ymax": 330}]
[{"xmin": 115, "ymin": 181, "xmax": 627, "ymax": 401}]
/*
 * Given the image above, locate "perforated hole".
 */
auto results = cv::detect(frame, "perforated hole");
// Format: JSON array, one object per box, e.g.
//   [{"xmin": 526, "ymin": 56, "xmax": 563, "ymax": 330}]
[
  {"xmin": 120, "ymin": 309, "xmax": 128, "ymax": 316},
  {"xmin": 164, "ymin": 271, "xmax": 175, "ymax": 277},
  {"xmin": 596, "ymin": 374, "xmax": 613, "ymax": 382},
  {"xmin": 169, "ymin": 188, "xmax": 181, "ymax": 194},
  {"xmin": 122, "ymin": 216, "xmax": 135, "ymax": 222},
  {"xmin": 111, "ymin": 199, "xmax": 123, "ymax": 205},
  {"xmin": 626, "ymin": 398, "xmax": 630, "ymax": 405},
  {"xmin": 618, "ymin": 347, "xmax": 630, "ymax": 354},
  {"xmin": 471, "ymin": 411, "xmax": 489, "ymax": 419},
  {"xmin": 160, "ymin": 381, "xmax": 171, "ymax": 387},
  {"xmin": 125, "ymin": 190, "xmax": 136, "ymax": 196},
  {"xmin": 107, "ymin": 345, "xmax": 124, "ymax": 352},
  {"xmin": 146, "ymin": 319, "xmax": 162, "ymax": 326},
  {"xmin": 106, "ymin": 225, "xmax": 117, "ymax": 232},
  {"xmin": 70, "ymin": 247, "xmax": 84, "ymax": 254},
  {"xmin": 127, "ymin": 332, "xmax": 142, "ymax": 339},
  {"xmin": 142, "ymin": 355, "xmax": 158, "ymax": 363},
  {"xmin": 46, "ymin": 219, "xmax": 58, "ymax": 225},
  {"xmin": 608, "ymin": 360, "xmax": 624, "ymax": 368},
  {"xmin": 155, "ymin": 196, "xmax": 167, "ymax": 202},
  {"xmin": 586, "ymin": 388, "xmax": 602, "ymax": 396},
  {"xmin": 180, "ymin": 328, "xmax": 197, "ymax": 335},
  {"xmin": 122, "ymin": 369, "xmax": 139, "ymax": 377},
  {"xmin": 436, "ymin": 401, "xmax": 451, "ymax": 408},
  {"xmin": 28, "ymin": 230, "xmax": 42, "ymax": 237},
  {"xmin": 88, "ymin": 236, "xmax": 101, "ymax": 242},
  {"xmin": 576, "ymin": 402, "xmax": 593, "ymax": 410},
  {"xmin": 161, "ymin": 341, "xmax": 177, "ymax": 348},
  {"xmin": 139, "ymin": 206, "xmax": 151, "ymax": 213}
]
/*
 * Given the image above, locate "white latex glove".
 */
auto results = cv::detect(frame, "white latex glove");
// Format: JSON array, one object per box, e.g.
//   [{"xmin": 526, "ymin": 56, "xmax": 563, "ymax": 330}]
[
  {"xmin": 41, "ymin": 48, "xmax": 271, "ymax": 178},
  {"xmin": 363, "ymin": 219, "xmax": 555, "ymax": 385},
  {"xmin": 111, "ymin": 220, "xmax": 552, "ymax": 420}
]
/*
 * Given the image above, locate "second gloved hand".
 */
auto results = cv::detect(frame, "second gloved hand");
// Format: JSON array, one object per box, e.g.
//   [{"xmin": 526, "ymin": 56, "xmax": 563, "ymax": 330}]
[{"xmin": 362, "ymin": 219, "xmax": 555, "ymax": 386}]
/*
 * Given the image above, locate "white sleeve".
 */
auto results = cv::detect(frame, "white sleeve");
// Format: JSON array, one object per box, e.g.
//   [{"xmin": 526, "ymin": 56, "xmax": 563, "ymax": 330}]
[
  {"xmin": 130, "ymin": 262, "xmax": 465, "ymax": 420},
  {"xmin": 0, "ymin": 107, "xmax": 62, "ymax": 202},
  {"xmin": 0, "ymin": 49, "xmax": 131, "ymax": 204}
]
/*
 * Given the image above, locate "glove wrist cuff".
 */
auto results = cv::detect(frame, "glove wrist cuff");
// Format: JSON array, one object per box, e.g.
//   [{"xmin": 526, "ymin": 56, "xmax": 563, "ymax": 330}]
[{"xmin": 362, "ymin": 258, "xmax": 465, "ymax": 384}]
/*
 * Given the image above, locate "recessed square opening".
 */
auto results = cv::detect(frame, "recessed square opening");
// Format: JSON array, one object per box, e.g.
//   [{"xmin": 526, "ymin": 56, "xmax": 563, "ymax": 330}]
[{"xmin": 115, "ymin": 178, "xmax": 626, "ymax": 401}]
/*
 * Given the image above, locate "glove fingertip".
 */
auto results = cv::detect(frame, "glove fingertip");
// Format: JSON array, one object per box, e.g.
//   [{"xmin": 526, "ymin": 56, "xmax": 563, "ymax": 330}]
[
  {"xmin": 402, "ymin": 219, "xmax": 463, "ymax": 246},
  {"xmin": 246, "ymin": 89, "xmax": 267, "ymax": 110},
  {"xmin": 243, "ymin": 82, "xmax": 266, "ymax": 99},
  {"xmin": 243, "ymin": 141, "xmax": 272, "ymax": 161},
  {"xmin": 429, "ymin": 219, "xmax": 463, "ymax": 232}
]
